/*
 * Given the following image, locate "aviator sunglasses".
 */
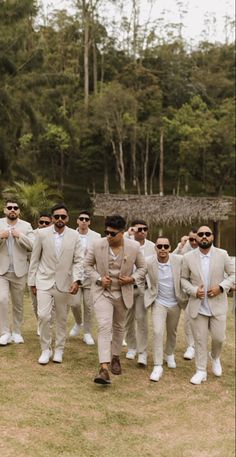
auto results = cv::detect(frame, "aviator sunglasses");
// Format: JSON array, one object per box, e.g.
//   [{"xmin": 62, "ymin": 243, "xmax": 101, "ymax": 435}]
[
  {"xmin": 197, "ymin": 231, "xmax": 212, "ymax": 238},
  {"xmin": 53, "ymin": 214, "xmax": 67, "ymax": 220},
  {"xmin": 6, "ymin": 205, "xmax": 19, "ymax": 211},
  {"xmin": 137, "ymin": 227, "xmax": 148, "ymax": 232},
  {"xmin": 79, "ymin": 217, "xmax": 90, "ymax": 222},
  {"xmin": 189, "ymin": 237, "xmax": 197, "ymax": 242},
  {"xmin": 39, "ymin": 220, "xmax": 51, "ymax": 226},
  {"xmin": 104, "ymin": 229, "xmax": 122, "ymax": 237},
  {"xmin": 156, "ymin": 244, "xmax": 170, "ymax": 249}
]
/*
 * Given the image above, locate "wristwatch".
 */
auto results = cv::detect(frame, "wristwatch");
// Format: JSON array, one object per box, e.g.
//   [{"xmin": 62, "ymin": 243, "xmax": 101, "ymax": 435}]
[
  {"xmin": 96, "ymin": 277, "xmax": 102, "ymax": 286},
  {"xmin": 219, "ymin": 286, "xmax": 223, "ymax": 293},
  {"xmin": 76, "ymin": 280, "xmax": 83, "ymax": 286}
]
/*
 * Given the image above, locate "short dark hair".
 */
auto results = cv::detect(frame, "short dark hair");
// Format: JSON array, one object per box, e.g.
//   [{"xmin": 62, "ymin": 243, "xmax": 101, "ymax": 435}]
[
  {"xmin": 189, "ymin": 227, "xmax": 197, "ymax": 234},
  {"xmin": 131, "ymin": 219, "xmax": 148, "ymax": 227},
  {"xmin": 78, "ymin": 210, "xmax": 91, "ymax": 218},
  {"xmin": 105, "ymin": 214, "xmax": 126, "ymax": 230},
  {"xmin": 39, "ymin": 211, "xmax": 52, "ymax": 219},
  {"xmin": 5, "ymin": 199, "xmax": 20, "ymax": 207},
  {"xmin": 51, "ymin": 203, "xmax": 69, "ymax": 214},
  {"xmin": 156, "ymin": 235, "xmax": 170, "ymax": 244}
]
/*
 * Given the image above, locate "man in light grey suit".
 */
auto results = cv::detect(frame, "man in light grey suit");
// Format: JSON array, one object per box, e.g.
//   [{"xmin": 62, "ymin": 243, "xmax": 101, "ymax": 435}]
[
  {"xmin": 145, "ymin": 237, "xmax": 188, "ymax": 382},
  {"xmin": 0, "ymin": 200, "xmax": 34, "ymax": 345},
  {"xmin": 181, "ymin": 226, "xmax": 235, "ymax": 385},
  {"xmin": 84, "ymin": 215, "xmax": 146, "ymax": 385},
  {"xmin": 125, "ymin": 219, "xmax": 155, "ymax": 366},
  {"xmin": 28, "ymin": 203, "xmax": 84, "ymax": 365},
  {"xmin": 69, "ymin": 210, "xmax": 101, "ymax": 345}
]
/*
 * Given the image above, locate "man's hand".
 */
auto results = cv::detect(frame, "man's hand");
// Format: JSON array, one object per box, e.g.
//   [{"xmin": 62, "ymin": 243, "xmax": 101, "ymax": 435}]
[
  {"xmin": 180, "ymin": 235, "xmax": 188, "ymax": 247},
  {"xmin": 207, "ymin": 286, "xmax": 221, "ymax": 298},
  {"xmin": 69, "ymin": 282, "xmax": 79, "ymax": 295},
  {"xmin": 118, "ymin": 275, "xmax": 134, "ymax": 286},
  {"xmin": 101, "ymin": 276, "xmax": 112, "ymax": 289},
  {"xmin": 31, "ymin": 286, "xmax": 37, "ymax": 296},
  {"xmin": 11, "ymin": 228, "xmax": 21, "ymax": 239},
  {"xmin": 196, "ymin": 284, "xmax": 205, "ymax": 299},
  {"xmin": 0, "ymin": 230, "xmax": 9, "ymax": 240}
]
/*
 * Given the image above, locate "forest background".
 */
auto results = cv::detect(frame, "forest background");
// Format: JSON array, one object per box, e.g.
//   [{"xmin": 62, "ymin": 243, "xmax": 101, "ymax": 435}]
[{"xmin": 0, "ymin": 0, "xmax": 235, "ymax": 214}]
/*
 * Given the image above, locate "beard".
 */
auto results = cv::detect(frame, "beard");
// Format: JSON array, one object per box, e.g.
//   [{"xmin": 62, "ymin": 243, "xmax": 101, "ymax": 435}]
[
  {"xmin": 7, "ymin": 214, "xmax": 18, "ymax": 220},
  {"xmin": 198, "ymin": 240, "xmax": 213, "ymax": 250}
]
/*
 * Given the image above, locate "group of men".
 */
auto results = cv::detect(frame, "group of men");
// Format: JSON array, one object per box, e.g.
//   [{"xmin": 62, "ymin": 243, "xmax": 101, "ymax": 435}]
[{"xmin": 0, "ymin": 200, "xmax": 234, "ymax": 386}]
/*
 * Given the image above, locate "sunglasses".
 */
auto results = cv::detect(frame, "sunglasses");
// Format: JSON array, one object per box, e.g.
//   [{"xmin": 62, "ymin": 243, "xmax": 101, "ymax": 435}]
[
  {"xmin": 6, "ymin": 205, "xmax": 19, "ymax": 211},
  {"xmin": 189, "ymin": 237, "xmax": 197, "ymax": 242},
  {"xmin": 53, "ymin": 214, "xmax": 67, "ymax": 220},
  {"xmin": 39, "ymin": 220, "xmax": 51, "ymax": 226},
  {"xmin": 156, "ymin": 244, "xmax": 170, "ymax": 249},
  {"xmin": 197, "ymin": 232, "xmax": 212, "ymax": 238},
  {"xmin": 79, "ymin": 217, "xmax": 90, "ymax": 222},
  {"xmin": 104, "ymin": 229, "xmax": 121, "ymax": 237},
  {"xmin": 137, "ymin": 227, "xmax": 148, "ymax": 232}
]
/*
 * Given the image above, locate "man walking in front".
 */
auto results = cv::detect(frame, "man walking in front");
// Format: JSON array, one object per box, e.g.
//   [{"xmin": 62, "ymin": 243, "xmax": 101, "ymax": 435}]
[
  {"xmin": 85, "ymin": 215, "xmax": 146, "ymax": 384},
  {"xmin": 28, "ymin": 203, "xmax": 84, "ymax": 364},
  {"xmin": 0, "ymin": 200, "xmax": 34, "ymax": 345},
  {"xmin": 181, "ymin": 226, "xmax": 235, "ymax": 385},
  {"xmin": 69, "ymin": 210, "xmax": 101, "ymax": 345}
]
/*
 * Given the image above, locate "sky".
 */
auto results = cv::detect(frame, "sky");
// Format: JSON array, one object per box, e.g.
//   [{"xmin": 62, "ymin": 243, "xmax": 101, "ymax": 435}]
[{"xmin": 40, "ymin": 0, "xmax": 235, "ymax": 44}]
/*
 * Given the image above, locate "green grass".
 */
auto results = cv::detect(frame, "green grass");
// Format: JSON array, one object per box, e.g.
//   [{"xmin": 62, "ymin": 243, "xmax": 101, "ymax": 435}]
[{"xmin": 0, "ymin": 296, "xmax": 235, "ymax": 457}]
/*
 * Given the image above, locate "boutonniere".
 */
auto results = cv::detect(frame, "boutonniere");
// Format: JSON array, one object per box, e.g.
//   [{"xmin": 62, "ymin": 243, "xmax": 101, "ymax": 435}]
[{"xmin": 123, "ymin": 255, "xmax": 129, "ymax": 263}]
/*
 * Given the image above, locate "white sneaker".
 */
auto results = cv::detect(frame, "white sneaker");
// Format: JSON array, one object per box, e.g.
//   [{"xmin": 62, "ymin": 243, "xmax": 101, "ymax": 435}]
[
  {"xmin": 122, "ymin": 339, "xmax": 127, "ymax": 347},
  {"xmin": 83, "ymin": 333, "xmax": 95, "ymax": 345},
  {"xmin": 183, "ymin": 346, "xmax": 195, "ymax": 360},
  {"xmin": 53, "ymin": 349, "xmax": 63, "ymax": 363},
  {"xmin": 0, "ymin": 333, "xmax": 12, "ymax": 346},
  {"xmin": 69, "ymin": 323, "xmax": 82, "ymax": 337},
  {"xmin": 138, "ymin": 351, "xmax": 147, "ymax": 366},
  {"xmin": 190, "ymin": 370, "xmax": 207, "ymax": 385},
  {"xmin": 150, "ymin": 365, "xmax": 163, "ymax": 382},
  {"xmin": 11, "ymin": 333, "xmax": 24, "ymax": 344},
  {"xmin": 166, "ymin": 354, "xmax": 176, "ymax": 368},
  {"xmin": 209, "ymin": 352, "xmax": 222, "ymax": 377},
  {"xmin": 38, "ymin": 349, "xmax": 53, "ymax": 365},
  {"xmin": 126, "ymin": 349, "xmax": 137, "ymax": 360}
]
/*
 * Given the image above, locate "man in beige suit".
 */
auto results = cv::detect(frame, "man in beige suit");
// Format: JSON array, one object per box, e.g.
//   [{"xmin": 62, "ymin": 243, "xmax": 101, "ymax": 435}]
[
  {"xmin": 28, "ymin": 203, "xmax": 84, "ymax": 365},
  {"xmin": 181, "ymin": 226, "xmax": 235, "ymax": 385},
  {"xmin": 84, "ymin": 215, "xmax": 146, "ymax": 385},
  {"xmin": 145, "ymin": 237, "xmax": 187, "ymax": 382},
  {"xmin": 173, "ymin": 227, "xmax": 198, "ymax": 360},
  {"xmin": 125, "ymin": 219, "xmax": 155, "ymax": 366},
  {"xmin": 0, "ymin": 200, "xmax": 34, "ymax": 345},
  {"xmin": 69, "ymin": 210, "xmax": 101, "ymax": 345}
]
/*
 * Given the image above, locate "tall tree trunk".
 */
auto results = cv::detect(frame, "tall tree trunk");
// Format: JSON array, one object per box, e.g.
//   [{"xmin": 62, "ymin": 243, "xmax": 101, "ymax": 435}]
[
  {"xmin": 131, "ymin": 124, "xmax": 137, "ymax": 187},
  {"xmin": 93, "ymin": 39, "xmax": 97, "ymax": 95},
  {"xmin": 144, "ymin": 131, "xmax": 149, "ymax": 195},
  {"xmin": 159, "ymin": 127, "xmax": 164, "ymax": 196},
  {"xmin": 104, "ymin": 161, "xmax": 109, "ymax": 194},
  {"xmin": 83, "ymin": 0, "xmax": 89, "ymax": 109},
  {"xmin": 111, "ymin": 139, "xmax": 126, "ymax": 192},
  {"xmin": 150, "ymin": 149, "xmax": 158, "ymax": 195}
]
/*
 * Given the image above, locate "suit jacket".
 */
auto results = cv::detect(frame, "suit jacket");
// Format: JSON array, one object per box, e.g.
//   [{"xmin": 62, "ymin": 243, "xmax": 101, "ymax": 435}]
[
  {"xmin": 144, "ymin": 253, "xmax": 188, "ymax": 309},
  {"xmin": 84, "ymin": 237, "xmax": 146, "ymax": 308},
  {"xmin": 0, "ymin": 217, "xmax": 34, "ymax": 277},
  {"xmin": 181, "ymin": 246, "xmax": 235, "ymax": 318},
  {"xmin": 28, "ymin": 225, "xmax": 84, "ymax": 292},
  {"xmin": 78, "ymin": 228, "xmax": 101, "ymax": 288},
  {"xmin": 142, "ymin": 239, "xmax": 156, "ymax": 257},
  {"xmin": 173, "ymin": 240, "xmax": 193, "ymax": 255}
]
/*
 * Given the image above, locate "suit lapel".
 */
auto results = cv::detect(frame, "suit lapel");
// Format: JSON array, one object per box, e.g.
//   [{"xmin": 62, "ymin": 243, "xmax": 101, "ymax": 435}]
[
  {"xmin": 170, "ymin": 254, "xmax": 178, "ymax": 292},
  {"xmin": 196, "ymin": 249, "xmax": 205, "ymax": 284},
  {"xmin": 208, "ymin": 247, "xmax": 216, "ymax": 285},
  {"xmin": 101, "ymin": 239, "xmax": 109, "ymax": 275}
]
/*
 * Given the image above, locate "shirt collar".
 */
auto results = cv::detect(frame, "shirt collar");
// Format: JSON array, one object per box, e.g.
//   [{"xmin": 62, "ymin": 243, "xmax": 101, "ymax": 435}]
[{"xmin": 199, "ymin": 246, "xmax": 213, "ymax": 259}]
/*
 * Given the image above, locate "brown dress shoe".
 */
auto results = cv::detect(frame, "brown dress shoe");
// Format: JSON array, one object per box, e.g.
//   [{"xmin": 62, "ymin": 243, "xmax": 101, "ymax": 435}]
[
  {"xmin": 94, "ymin": 367, "xmax": 111, "ymax": 385},
  {"xmin": 111, "ymin": 355, "xmax": 122, "ymax": 375}
]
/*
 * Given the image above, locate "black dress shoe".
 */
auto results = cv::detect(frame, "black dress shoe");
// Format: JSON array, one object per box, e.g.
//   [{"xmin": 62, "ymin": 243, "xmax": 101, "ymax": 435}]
[
  {"xmin": 111, "ymin": 355, "xmax": 122, "ymax": 375},
  {"xmin": 94, "ymin": 367, "xmax": 111, "ymax": 385}
]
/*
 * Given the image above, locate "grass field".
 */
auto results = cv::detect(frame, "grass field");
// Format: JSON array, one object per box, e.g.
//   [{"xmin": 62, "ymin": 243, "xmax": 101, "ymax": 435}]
[{"xmin": 0, "ymin": 296, "xmax": 235, "ymax": 457}]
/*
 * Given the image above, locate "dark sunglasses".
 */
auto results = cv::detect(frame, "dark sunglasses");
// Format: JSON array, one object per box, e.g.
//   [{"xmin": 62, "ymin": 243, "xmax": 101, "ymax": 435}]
[
  {"xmin": 53, "ymin": 214, "xmax": 67, "ymax": 220},
  {"xmin": 156, "ymin": 244, "xmax": 170, "ymax": 249},
  {"xmin": 197, "ymin": 231, "xmax": 212, "ymax": 238},
  {"xmin": 6, "ymin": 205, "xmax": 19, "ymax": 211},
  {"xmin": 137, "ymin": 227, "xmax": 148, "ymax": 232},
  {"xmin": 79, "ymin": 217, "xmax": 90, "ymax": 222},
  {"xmin": 189, "ymin": 237, "xmax": 197, "ymax": 242},
  {"xmin": 104, "ymin": 229, "xmax": 121, "ymax": 237},
  {"xmin": 39, "ymin": 220, "xmax": 51, "ymax": 226}
]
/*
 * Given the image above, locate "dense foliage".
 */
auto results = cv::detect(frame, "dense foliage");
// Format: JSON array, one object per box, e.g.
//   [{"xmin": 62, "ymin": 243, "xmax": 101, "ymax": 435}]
[{"xmin": 0, "ymin": 0, "xmax": 235, "ymax": 206}]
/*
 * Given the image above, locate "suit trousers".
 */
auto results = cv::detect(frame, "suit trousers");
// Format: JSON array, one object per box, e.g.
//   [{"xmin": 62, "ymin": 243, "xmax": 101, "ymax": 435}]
[
  {"xmin": 0, "ymin": 272, "xmax": 27, "ymax": 335},
  {"xmin": 125, "ymin": 288, "xmax": 147, "ymax": 353},
  {"xmin": 37, "ymin": 286, "xmax": 70, "ymax": 352},
  {"xmin": 94, "ymin": 293, "xmax": 127, "ymax": 363},
  {"xmin": 190, "ymin": 313, "xmax": 226, "ymax": 371},
  {"xmin": 71, "ymin": 287, "xmax": 92, "ymax": 333},
  {"xmin": 184, "ymin": 307, "xmax": 194, "ymax": 347},
  {"xmin": 152, "ymin": 302, "xmax": 181, "ymax": 366}
]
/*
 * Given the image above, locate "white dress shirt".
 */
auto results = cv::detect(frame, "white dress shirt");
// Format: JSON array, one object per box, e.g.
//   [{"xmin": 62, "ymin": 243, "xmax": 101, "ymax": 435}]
[
  {"xmin": 156, "ymin": 259, "xmax": 177, "ymax": 308},
  {"xmin": 53, "ymin": 228, "xmax": 65, "ymax": 258},
  {"xmin": 199, "ymin": 248, "xmax": 213, "ymax": 316}
]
